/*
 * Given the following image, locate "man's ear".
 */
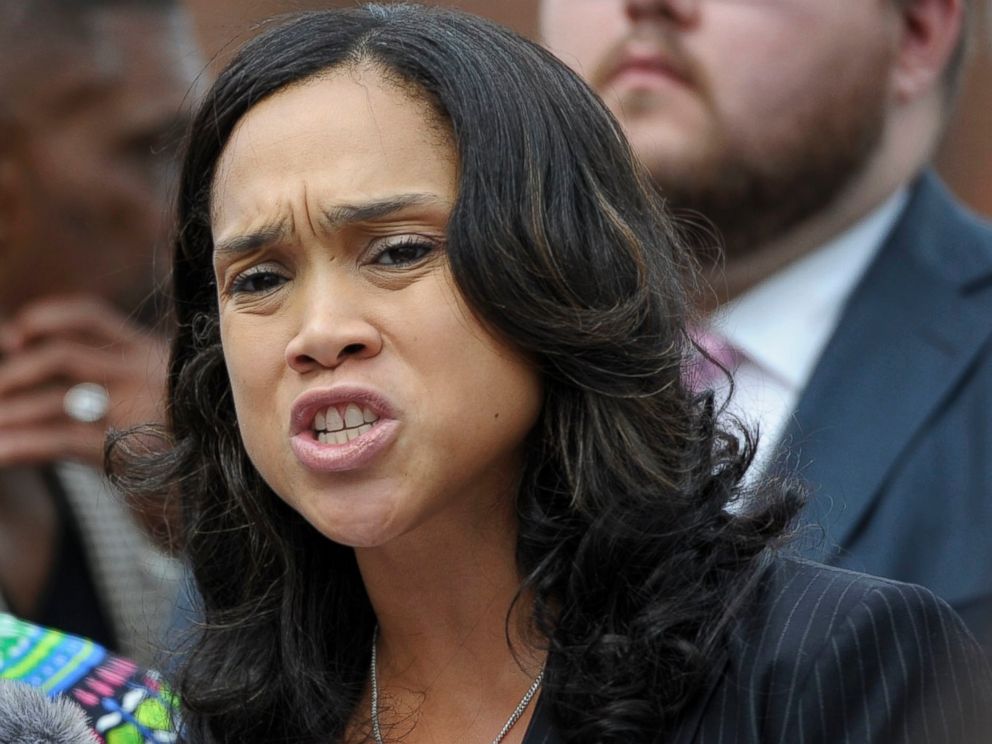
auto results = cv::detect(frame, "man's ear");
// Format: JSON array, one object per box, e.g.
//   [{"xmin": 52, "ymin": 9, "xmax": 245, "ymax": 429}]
[{"xmin": 891, "ymin": 0, "xmax": 965, "ymax": 103}]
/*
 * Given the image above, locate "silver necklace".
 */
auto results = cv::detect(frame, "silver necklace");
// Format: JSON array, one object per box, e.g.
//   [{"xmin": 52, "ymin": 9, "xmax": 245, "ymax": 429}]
[{"xmin": 369, "ymin": 627, "xmax": 545, "ymax": 744}]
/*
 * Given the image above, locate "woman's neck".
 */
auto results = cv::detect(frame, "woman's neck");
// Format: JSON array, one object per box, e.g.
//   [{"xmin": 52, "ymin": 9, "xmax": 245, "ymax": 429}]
[{"xmin": 352, "ymin": 497, "xmax": 544, "ymax": 743}]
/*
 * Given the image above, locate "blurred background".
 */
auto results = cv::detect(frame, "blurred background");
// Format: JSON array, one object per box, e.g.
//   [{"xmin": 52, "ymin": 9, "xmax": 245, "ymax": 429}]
[{"xmin": 183, "ymin": 0, "xmax": 992, "ymax": 216}]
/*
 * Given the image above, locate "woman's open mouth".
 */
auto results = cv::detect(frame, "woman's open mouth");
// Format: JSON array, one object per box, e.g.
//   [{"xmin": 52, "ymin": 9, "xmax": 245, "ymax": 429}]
[{"xmin": 289, "ymin": 386, "xmax": 399, "ymax": 473}]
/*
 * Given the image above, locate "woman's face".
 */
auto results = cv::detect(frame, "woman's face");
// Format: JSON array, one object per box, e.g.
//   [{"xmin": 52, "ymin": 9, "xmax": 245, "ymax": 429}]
[{"xmin": 210, "ymin": 69, "xmax": 542, "ymax": 548}]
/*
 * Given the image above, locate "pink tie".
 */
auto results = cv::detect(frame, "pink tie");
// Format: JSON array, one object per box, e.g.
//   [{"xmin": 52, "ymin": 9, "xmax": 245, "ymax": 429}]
[{"xmin": 688, "ymin": 329, "xmax": 743, "ymax": 391}]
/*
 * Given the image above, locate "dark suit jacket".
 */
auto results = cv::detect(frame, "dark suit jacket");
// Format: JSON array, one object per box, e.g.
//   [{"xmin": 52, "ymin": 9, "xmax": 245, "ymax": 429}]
[
  {"xmin": 769, "ymin": 173, "xmax": 992, "ymax": 650},
  {"xmin": 522, "ymin": 558, "xmax": 992, "ymax": 743}
]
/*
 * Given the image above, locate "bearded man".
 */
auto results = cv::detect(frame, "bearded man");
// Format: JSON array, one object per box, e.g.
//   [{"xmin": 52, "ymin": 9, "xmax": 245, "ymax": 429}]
[{"xmin": 542, "ymin": 0, "xmax": 992, "ymax": 652}]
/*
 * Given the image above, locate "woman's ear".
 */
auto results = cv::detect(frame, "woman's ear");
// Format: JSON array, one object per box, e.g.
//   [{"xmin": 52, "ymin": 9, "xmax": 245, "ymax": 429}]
[{"xmin": 891, "ymin": 0, "xmax": 966, "ymax": 103}]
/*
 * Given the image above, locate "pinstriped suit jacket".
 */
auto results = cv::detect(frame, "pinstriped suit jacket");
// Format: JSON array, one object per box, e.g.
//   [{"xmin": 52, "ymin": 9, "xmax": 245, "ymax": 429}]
[{"xmin": 522, "ymin": 557, "xmax": 992, "ymax": 743}]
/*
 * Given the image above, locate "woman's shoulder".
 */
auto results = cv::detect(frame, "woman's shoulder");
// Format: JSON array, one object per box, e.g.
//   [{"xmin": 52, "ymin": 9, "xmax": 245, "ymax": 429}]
[
  {"xmin": 0, "ymin": 612, "xmax": 178, "ymax": 743},
  {"xmin": 692, "ymin": 555, "xmax": 992, "ymax": 742},
  {"xmin": 727, "ymin": 555, "xmax": 985, "ymax": 684},
  {"xmin": 744, "ymin": 554, "xmax": 968, "ymax": 643}
]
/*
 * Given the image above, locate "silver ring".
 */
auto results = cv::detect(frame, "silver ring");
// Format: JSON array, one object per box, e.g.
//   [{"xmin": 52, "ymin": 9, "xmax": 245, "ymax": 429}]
[{"xmin": 63, "ymin": 382, "xmax": 110, "ymax": 424}]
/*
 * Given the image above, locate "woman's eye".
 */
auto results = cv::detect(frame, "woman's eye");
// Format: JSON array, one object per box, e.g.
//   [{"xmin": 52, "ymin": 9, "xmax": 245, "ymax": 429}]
[
  {"xmin": 229, "ymin": 267, "xmax": 286, "ymax": 295},
  {"xmin": 373, "ymin": 239, "xmax": 436, "ymax": 267}
]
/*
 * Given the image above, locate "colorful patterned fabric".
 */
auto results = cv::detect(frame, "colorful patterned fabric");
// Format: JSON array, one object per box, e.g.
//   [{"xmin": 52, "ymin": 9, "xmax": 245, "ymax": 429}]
[{"xmin": 0, "ymin": 613, "xmax": 178, "ymax": 743}]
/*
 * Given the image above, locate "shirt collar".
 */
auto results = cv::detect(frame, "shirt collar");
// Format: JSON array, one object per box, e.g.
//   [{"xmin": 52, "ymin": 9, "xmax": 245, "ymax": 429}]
[{"xmin": 711, "ymin": 188, "xmax": 910, "ymax": 390}]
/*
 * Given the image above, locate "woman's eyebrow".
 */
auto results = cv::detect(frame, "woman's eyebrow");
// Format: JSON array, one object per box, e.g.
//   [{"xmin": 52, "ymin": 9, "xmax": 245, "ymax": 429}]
[
  {"xmin": 213, "ymin": 194, "xmax": 446, "ymax": 259},
  {"xmin": 214, "ymin": 223, "xmax": 289, "ymax": 258},
  {"xmin": 321, "ymin": 193, "xmax": 446, "ymax": 229}
]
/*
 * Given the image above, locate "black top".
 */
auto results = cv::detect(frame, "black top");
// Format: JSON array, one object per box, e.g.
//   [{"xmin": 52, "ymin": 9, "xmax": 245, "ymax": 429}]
[{"xmin": 522, "ymin": 557, "xmax": 992, "ymax": 743}]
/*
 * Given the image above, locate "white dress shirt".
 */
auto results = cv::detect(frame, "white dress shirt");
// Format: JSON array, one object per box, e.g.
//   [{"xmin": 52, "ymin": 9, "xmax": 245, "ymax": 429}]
[{"xmin": 708, "ymin": 188, "xmax": 910, "ymax": 481}]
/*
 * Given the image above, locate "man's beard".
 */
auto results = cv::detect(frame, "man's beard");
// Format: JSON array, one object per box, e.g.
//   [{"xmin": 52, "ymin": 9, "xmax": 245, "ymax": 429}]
[{"xmin": 640, "ymin": 62, "xmax": 891, "ymax": 261}]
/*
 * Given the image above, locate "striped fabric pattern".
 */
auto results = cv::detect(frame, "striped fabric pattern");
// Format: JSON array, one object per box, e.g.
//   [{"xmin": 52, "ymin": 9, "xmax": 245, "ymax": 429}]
[{"xmin": 523, "ymin": 558, "xmax": 992, "ymax": 743}]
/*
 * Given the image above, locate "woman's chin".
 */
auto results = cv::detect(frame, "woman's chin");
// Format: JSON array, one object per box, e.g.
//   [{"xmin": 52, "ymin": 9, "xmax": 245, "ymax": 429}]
[{"xmin": 310, "ymin": 509, "xmax": 405, "ymax": 550}]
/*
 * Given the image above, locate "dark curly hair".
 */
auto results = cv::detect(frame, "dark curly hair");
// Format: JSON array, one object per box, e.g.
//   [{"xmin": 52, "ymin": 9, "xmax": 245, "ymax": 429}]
[{"xmin": 111, "ymin": 4, "xmax": 801, "ymax": 742}]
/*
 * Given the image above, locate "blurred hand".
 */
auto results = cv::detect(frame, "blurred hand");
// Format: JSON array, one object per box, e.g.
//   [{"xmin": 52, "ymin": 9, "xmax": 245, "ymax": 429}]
[{"xmin": 0, "ymin": 295, "xmax": 169, "ymax": 469}]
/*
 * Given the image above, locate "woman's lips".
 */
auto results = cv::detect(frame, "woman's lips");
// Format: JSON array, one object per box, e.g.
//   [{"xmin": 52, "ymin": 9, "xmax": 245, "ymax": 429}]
[
  {"xmin": 290, "ymin": 418, "xmax": 399, "ymax": 473},
  {"xmin": 289, "ymin": 386, "xmax": 399, "ymax": 473}
]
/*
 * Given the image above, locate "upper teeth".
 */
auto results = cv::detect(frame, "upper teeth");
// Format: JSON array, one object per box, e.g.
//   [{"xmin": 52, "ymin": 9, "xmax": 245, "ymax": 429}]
[{"xmin": 315, "ymin": 403, "xmax": 379, "ymax": 444}]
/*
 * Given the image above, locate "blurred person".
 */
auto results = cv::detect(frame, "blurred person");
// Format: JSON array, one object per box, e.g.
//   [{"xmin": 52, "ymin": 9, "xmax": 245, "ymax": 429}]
[
  {"xmin": 542, "ymin": 0, "xmax": 992, "ymax": 650},
  {"xmin": 0, "ymin": 0, "xmax": 198, "ymax": 661},
  {"xmin": 112, "ymin": 6, "xmax": 991, "ymax": 741}
]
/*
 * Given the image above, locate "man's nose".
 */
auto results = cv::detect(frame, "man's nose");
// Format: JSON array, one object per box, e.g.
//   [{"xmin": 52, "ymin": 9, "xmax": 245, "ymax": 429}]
[{"xmin": 625, "ymin": 0, "xmax": 701, "ymax": 25}]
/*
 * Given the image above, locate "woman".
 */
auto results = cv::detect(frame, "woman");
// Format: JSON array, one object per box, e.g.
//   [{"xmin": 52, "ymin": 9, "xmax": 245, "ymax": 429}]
[{"xmin": 113, "ymin": 5, "xmax": 990, "ymax": 742}]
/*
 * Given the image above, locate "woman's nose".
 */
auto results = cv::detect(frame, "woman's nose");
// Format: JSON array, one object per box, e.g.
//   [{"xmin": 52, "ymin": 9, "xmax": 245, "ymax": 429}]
[
  {"xmin": 625, "ymin": 0, "xmax": 701, "ymax": 25},
  {"xmin": 284, "ymin": 289, "xmax": 383, "ymax": 373}
]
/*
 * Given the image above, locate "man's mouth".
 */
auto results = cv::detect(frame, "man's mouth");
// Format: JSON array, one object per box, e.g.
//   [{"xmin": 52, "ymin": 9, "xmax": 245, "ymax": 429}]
[
  {"xmin": 610, "ymin": 55, "xmax": 690, "ymax": 88},
  {"xmin": 593, "ymin": 35, "xmax": 696, "ymax": 94}
]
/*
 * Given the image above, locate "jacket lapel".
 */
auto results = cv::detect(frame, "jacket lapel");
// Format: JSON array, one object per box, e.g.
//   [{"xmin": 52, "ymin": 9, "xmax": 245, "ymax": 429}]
[{"xmin": 777, "ymin": 174, "xmax": 992, "ymax": 560}]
